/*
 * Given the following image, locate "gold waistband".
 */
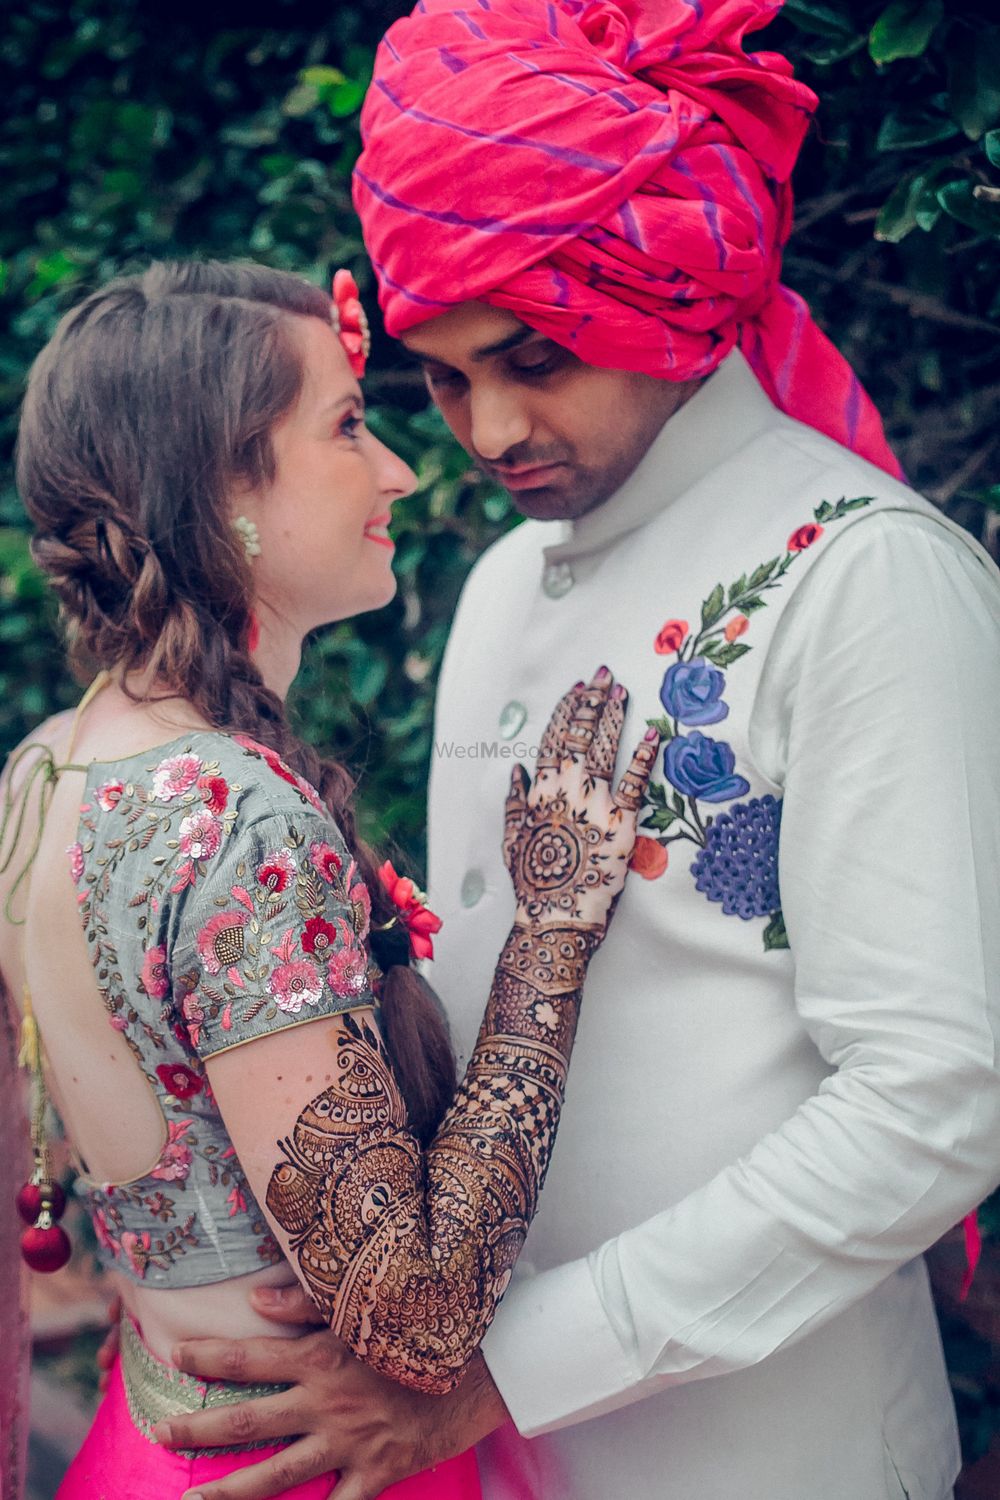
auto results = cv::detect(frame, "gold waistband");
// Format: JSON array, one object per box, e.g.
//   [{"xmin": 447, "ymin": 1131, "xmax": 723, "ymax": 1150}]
[{"xmin": 119, "ymin": 1311, "xmax": 289, "ymax": 1457}]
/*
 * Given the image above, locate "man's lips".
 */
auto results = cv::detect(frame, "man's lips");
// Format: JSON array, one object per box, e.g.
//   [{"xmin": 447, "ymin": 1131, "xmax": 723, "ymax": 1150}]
[
  {"xmin": 363, "ymin": 512, "xmax": 394, "ymax": 549},
  {"xmin": 490, "ymin": 462, "xmax": 567, "ymax": 492}
]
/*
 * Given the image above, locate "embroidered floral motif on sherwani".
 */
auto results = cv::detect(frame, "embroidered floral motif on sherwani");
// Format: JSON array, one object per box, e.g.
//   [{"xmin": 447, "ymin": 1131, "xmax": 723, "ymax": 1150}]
[{"xmin": 640, "ymin": 496, "xmax": 874, "ymax": 950}]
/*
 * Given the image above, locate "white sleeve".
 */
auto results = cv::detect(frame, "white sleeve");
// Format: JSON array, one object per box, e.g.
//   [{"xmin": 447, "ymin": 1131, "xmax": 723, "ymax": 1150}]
[{"xmin": 480, "ymin": 510, "xmax": 1000, "ymax": 1435}]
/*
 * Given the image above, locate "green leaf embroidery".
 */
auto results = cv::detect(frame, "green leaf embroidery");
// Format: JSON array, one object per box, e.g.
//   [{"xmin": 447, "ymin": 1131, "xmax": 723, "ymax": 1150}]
[
  {"xmin": 748, "ymin": 557, "xmax": 781, "ymax": 590},
  {"xmin": 645, "ymin": 717, "xmax": 674, "ymax": 741},
  {"xmin": 763, "ymin": 911, "xmax": 790, "ymax": 951},
  {"xmin": 710, "ymin": 642, "xmax": 753, "ymax": 668},
  {"xmin": 641, "ymin": 807, "xmax": 678, "ymax": 833},
  {"xmin": 701, "ymin": 582, "xmax": 725, "ymax": 628},
  {"xmin": 645, "ymin": 780, "xmax": 669, "ymax": 807}
]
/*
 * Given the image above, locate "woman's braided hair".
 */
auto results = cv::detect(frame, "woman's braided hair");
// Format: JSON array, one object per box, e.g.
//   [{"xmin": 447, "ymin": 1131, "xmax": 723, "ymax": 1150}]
[{"xmin": 15, "ymin": 259, "xmax": 454, "ymax": 1142}]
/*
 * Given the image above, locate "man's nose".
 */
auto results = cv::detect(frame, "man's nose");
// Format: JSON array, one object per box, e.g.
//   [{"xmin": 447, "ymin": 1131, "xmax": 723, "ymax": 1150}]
[{"xmin": 469, "ymin": 386, "xmax": 531, "ymax": 462}]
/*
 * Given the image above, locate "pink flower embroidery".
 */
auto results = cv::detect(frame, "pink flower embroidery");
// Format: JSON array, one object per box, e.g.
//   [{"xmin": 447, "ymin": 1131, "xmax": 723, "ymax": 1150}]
[
  {"xmin": 151, "ymin": 753, "xmax": 202, "ymax": 802},
  {"xmin": 268, "ymin": 961, "xmax": 323, "ymax": 1014},
  {"xmin": 178, "ymin": 809, "xmax": 222, "ymax": 861},
  {"xmin": 197, "ymin": 911, "xmax": 247, "ymax": 975},
  {"xmin": 92, "ymin": 1207, "xmax": 117, "ymax": 1257},
  {"xmin": 226, "ymin": 1184, "xmax": 248, "ymax": 1216},
  {"xmin": 724, "ymin": 614, "xmax": 750, "ymax": 642},
  {"xmin": 348, "ymin": 879, "xmax": 372, "ymax": 940},
  {"xmin": 67, "ymin": 842, "xmax": 84, "ymax": 885},
  {"xmin": 256, "ymin": 848, "xmax": 296, "ymax": 894},
  {"xmin": 198, "ymin": 774, "xmax": 229, "ymax": 815},
  {"xmin": 140, "ymin": 945, "xmax": 170, "ymax": 1000},
  {"xmin": 327, "ymin": 941, "xmax": 369, "ymax": 999},
  {"xmin": 151, "ymin": 1121, "xmax": 193, "ymax": 1183},
  {"xmin": 108, "ymin": 1014, "xmax": 128, "ymax": 1032},
  {"xmin": 120, "ymin": 1229, "xmax": 152, "ymax": 1278},
  {"xmin": 182, "ymin": 991, "xmax": 205, "ymax": 1047},
  {"xmin": 654, "ymin": 619, "xmax": 689, "ymax": 655},
  {"xmin": 309, "ymin": 840, "xmax": 343, "ymax": 883},
  {"xmin": 96, "ymin": 780, "xmax": 124, "ymax": 812}
]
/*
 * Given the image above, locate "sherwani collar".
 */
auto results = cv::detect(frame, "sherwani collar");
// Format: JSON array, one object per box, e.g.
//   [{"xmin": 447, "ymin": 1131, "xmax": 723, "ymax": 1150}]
[{"xmin": 541, "ymin": 350, "xmax": 779, "ymax": 570}]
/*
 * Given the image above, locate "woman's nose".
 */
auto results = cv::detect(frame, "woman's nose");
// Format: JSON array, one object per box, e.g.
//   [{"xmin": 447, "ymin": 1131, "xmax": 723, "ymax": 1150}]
[{"xmin": 370, "ymin": 433, "xmax": 418, "ymax": 502}]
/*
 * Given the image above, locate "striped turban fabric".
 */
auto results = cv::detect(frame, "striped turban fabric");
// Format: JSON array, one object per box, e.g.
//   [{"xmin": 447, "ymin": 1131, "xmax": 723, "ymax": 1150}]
[{"xmin": 355, "ymin": 0, "xmax": 901, "ymax": 477}]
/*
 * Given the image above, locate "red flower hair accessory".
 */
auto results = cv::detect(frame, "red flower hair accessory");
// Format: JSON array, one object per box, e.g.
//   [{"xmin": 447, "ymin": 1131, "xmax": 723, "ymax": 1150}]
[
  {"xmin": 377, "ymin": 860, "xmax": 443, "ymax": 961},
  {"xmin": 332, "ymin": 269, "xmax": 372, "ymax": 378}
]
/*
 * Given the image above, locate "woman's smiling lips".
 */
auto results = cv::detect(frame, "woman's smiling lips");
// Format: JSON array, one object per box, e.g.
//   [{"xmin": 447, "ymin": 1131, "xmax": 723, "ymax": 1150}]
[
  {"xmin": 491, "ymin": 462, "xmax": 567, "ymax": 492},
  {"xmin": 363, "ymin": 512, "xmax": 394, "ymax": 549}
]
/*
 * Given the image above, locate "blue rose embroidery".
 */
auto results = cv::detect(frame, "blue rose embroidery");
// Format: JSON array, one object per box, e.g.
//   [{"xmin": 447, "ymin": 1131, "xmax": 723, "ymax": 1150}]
[
  {"xmin": 663, "ymin": 732, "xmax": 751, "ymax": 804},
  {"xmin": 660, "ymin": 658, "xmax": 729, "ymax": 726}
]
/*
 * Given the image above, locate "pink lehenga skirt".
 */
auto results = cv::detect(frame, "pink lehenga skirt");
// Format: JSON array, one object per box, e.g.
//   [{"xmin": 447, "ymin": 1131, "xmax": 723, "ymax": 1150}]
[{"xmin": 58, "ymin": 1314, "xmax": 482, "ymax": 1500}]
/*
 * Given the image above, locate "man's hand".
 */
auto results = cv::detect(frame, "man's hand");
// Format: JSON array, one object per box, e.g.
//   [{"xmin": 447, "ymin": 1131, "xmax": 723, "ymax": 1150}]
[{"xmin": 154, "ymin": 1284, "xmax": 510, "ymax": 1500}]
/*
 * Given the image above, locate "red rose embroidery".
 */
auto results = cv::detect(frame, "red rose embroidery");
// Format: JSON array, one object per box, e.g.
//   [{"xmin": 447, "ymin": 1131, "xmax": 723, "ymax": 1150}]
[
  {"xmin": 654, "ymin": 619, "xmax": 689, "ymax": 655},
  {"xmin": 198, "ymin": 775, "xmax": 229, "ymax": 815},
  {"xmin": 629, "ymin": 836, "xmax": 669, "ymax": 880},
  {"xmin": 787, "ymin": 523, "xmax": 824, "ymax": 553},
  {"xmin": 155, "ymin": 1063, "xmax": 204, "ymax": 1100},
  {"xmin": 301, "ymin": 915, "xmax": 338, "ymax": 956}
]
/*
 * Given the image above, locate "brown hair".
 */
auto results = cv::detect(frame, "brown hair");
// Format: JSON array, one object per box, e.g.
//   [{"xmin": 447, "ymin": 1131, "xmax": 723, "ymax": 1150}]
[{"xmin": 15, "ymin": 259, "xmax": 455, "ymax": 1143}]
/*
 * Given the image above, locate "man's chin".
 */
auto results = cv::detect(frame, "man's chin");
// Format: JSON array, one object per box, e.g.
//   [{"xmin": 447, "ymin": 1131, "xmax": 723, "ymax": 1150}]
[{"xmin": 503, "ymin": 480, "xmax": 608, "ymax": 522}]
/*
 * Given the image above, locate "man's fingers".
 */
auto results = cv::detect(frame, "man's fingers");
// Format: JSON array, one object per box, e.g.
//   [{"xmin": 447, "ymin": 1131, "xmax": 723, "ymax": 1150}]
[
  {"xmin": 172, "ymin": 1332, "xmax": 319, "ymax": 1386},
  {"xmin": 250, "ymin": 1283, "xmax": 325, "ymax": 1327},
  {"xmin": 155, "ymin": 1389, "xmax": 303, "ymax": 1453},
  {"xmin": 177, "ymin": 1437, "xmax": 333, "ymax": 1500},
  {"xmin": 614, "ymin": 727, "xmax": 660, "ymax": 812},
  {"xmin": 584, "ymin": 684, "xmax": 626, "ymax": 782}
]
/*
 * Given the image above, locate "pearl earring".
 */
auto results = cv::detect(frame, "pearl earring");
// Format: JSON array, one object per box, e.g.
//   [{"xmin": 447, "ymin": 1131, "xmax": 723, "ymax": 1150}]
[{"xmin": 232, "ymin": 515, "xmax": 262, "ymax": 561}]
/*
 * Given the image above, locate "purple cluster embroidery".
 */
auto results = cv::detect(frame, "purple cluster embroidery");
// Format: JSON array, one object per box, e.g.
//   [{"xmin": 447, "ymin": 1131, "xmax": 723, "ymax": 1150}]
[{"xmin": 690, "ymin": 796, "xmax": 782, "ymax": 920}]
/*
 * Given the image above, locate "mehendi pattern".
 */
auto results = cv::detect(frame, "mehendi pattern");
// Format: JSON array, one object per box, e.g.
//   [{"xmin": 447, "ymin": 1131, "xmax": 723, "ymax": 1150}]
[
  {"xmin": 266, "ymin": 671, "xmax": 658, "ymax": 1393},
  {"xmin": 637, "ymin": 496, "xmax": 874, "ymax": 951}
]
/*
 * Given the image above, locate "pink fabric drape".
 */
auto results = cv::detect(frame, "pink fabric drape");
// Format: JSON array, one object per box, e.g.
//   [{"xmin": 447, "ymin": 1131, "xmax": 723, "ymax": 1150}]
[{"xmin": 356, "ymin": 0, "xmax": 902, "ymax": 477}]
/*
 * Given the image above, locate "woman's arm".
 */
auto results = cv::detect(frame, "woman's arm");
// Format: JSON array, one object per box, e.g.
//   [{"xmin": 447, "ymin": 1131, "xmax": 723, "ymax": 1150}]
[{"xmin": 204, "ymin": 671, "xmax": 656, "ymax": 1394}]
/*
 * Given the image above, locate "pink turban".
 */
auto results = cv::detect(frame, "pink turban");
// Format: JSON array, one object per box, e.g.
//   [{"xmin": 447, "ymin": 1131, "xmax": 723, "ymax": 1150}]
[{"xmin": 355, "ymin": 0, "xmax": 901, "ymax": 477}]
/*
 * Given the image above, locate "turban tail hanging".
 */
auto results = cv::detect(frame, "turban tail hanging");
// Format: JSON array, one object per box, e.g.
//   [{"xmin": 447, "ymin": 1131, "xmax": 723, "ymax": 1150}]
[{"xmin": 355, "ymin": 0, "xmax": 901, "ymax": 478}]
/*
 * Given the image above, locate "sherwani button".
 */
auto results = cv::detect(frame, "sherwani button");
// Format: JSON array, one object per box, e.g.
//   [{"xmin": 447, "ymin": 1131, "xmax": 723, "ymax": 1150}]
[
  {"xmin": 542, "ymin": 561, "xmax": 574, "ymax": 598},
  {"xmin": 460, "ymin": 870, "xmax": 486, "ymax": 907},
  {"xmin": 499, "ymin": 701, "xmax": 527, "ymax": 739}
]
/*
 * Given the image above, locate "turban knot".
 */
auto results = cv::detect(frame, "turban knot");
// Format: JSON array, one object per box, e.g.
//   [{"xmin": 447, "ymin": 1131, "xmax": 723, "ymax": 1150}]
[{"xmin": 356, "ymin": 0, "xmax": 900, "ymax": 475}]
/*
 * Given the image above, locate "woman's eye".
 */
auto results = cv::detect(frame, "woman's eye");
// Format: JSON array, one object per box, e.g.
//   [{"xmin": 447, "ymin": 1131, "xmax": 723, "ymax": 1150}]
[{"xmin": 338, "ymin": 412, "xmax": 365, "ymax": 440}]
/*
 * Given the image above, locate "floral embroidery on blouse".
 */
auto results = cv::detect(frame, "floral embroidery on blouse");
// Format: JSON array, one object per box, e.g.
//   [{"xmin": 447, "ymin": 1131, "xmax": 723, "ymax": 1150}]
[
  {"xmin": 73, "ymin": 733, "xmax": 379, "ymax": 1283},
  {"xmin": 638, "ymin": 495, "xmax": 875, "ymax": 952}
]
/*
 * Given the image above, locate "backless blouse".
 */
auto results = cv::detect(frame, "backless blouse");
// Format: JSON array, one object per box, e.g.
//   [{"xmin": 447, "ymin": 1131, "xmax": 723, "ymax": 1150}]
[{"xmin": 71, "ymin": 730, "xmax": 379, "ymax": 1288}]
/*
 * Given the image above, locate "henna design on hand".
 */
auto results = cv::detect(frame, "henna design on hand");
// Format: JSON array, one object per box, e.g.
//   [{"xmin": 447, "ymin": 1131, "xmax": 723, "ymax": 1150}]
[{"xmin": 266, "ymin": 670, "xmax": 657, "ymax": 1395}]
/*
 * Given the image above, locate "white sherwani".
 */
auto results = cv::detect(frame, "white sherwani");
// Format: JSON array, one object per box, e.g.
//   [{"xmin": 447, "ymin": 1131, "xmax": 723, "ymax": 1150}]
[{"xmin": 426, "ymin": 351, "xmax": 1000, "ymax": 1500}]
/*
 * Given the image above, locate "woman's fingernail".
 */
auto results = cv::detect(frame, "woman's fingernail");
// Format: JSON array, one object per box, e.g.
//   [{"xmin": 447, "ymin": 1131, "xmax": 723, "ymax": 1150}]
[
  {"xmin": 572, "ymin": 680, "xmax": 585, "ymax": 691},
  {"xmin": 610, "ymin": 683, "xmax": 627, "ymax": 700},
  {"xmin": 252, "ymin": 1286, "xmax": 283, "ymax": 1306},
  {"xmin": 644, "ymin": 727, "xmax": 660, "ymax": 741},
  {"xmin": 594, "ymin": 665, "xmax": 611, "ymax": 682}
]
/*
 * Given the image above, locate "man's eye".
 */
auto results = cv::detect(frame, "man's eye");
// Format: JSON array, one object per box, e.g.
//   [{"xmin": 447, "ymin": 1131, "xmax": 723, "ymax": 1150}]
[
  {"xmin": 425, "ymin": 368, "xmax": 465, "ymax": 393},
  {"xmin": 511, "ymin": 353, "xmax": 562, "ymax": 379}
]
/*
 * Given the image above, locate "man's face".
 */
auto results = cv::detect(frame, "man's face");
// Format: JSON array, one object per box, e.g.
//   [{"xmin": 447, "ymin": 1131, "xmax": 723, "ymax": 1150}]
[{"xmin": 402, "ymin": 302, "xmax": 700, "ymax": 521}]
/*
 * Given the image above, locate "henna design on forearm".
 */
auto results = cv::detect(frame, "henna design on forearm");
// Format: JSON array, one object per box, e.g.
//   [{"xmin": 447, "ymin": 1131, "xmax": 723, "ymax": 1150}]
[{"xmin": 265, "ymin": 669, "xmax": 658, "ymax": 1395}]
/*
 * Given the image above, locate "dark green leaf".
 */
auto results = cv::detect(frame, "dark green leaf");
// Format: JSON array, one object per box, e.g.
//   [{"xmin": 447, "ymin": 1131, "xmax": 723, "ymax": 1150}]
[
  {"xmin": 869, "ymin": 0, "xmax": 942, "ymax": 65},
  {"xmin": 781, "ymin": 0, "xmax": 857, "ymax": 39},
  {"xmin": 936, "ymin": 179, "xmax": 1000, "ymax": 236},
  {"xmin": 876, "ymin": 107, "xmax": 960, "ymax": 152},
  {"xmin": 701, "ymin": 582, "xmax": 725, "ymax": 628},
  {"xmin": 763, "ymin": 911, "xmax": 790, "ymax": 951},
  {"xmin": 948, "ymin": 31, "xmax": 1000, "ymax": 141},
  {"xmin": 986, "ymin": 130, "xmax": 1000, "ymax": 169},
  {"xmin": 640, "ymin": 807, "xmax": 678, "ymax": 833},
  {"xmin": 645, "ymin": 780, "xmax": 669, "ymax": 806}
]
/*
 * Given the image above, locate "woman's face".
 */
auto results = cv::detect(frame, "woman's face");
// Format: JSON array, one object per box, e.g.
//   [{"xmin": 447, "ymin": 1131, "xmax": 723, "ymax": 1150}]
[{"xmin": 241, "ymin": 314, "xmax": 417, "ymax": 637}]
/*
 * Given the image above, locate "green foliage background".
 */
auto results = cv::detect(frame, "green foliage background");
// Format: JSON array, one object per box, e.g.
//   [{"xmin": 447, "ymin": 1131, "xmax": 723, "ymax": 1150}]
[{"xmin": 3, "ymin": 0, "xmax": 1000, "ymax": 1480}]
